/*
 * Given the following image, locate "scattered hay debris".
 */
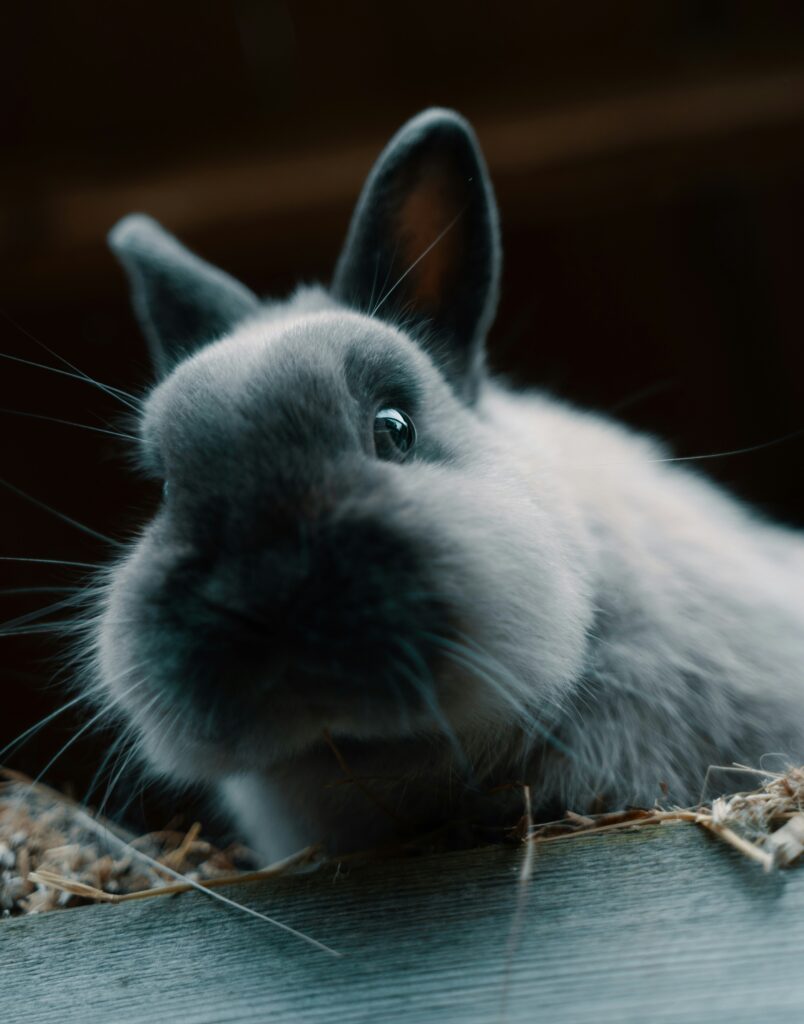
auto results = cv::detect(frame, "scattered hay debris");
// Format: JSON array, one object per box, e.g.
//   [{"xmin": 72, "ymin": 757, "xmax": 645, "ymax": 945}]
[
  {"xmin": 526, "ymin": 765, "xmax": 804, "ymax": 871},
  {"xmin": 0, "ymin": 769, "xmax": 313, "ymax": 917},
  {"xmin": 2, "ymin": 764, "xmax": 802, "ymax": 918}
]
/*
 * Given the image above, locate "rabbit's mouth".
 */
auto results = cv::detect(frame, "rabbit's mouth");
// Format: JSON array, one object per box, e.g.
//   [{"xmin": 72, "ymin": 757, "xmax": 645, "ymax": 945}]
[{"xmin": 123, "ymin": 651, "xmax": 465, "ymax": 785}]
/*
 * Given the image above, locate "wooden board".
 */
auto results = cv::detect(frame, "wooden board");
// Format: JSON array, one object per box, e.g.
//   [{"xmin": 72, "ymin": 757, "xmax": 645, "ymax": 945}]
[{"xmin": 2, "ymin": 824, "xmax": 802, "ymax": 1024}]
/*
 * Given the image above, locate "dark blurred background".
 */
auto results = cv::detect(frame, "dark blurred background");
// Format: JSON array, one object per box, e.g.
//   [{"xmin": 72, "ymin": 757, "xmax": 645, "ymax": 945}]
[{"xmin": 2, "ymin": 1, "xmax": 804, "ymax": 830}]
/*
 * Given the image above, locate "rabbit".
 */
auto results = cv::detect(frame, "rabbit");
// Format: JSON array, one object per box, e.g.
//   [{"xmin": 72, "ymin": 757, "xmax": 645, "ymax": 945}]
[{"xmin": 93, "ymin": 108, "xmax": 804, "ymax": 862}]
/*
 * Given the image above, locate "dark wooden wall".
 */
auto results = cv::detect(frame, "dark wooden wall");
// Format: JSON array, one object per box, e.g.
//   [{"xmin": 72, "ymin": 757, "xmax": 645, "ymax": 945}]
[{"xmin": 1, "ymin": 1, "xmax": 803, "ymax": 826}]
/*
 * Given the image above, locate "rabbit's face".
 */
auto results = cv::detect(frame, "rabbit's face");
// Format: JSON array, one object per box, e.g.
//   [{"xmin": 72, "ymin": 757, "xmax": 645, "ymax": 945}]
[
  {"xmin": 97, "ymin": 307, "xmax": 590, "ymax": 782},
  {"xmin": 98, "ymin": 109, "xmax": 592, "ymax": 799},
  {"xmin": 98, "ymin": 310, "xmax": 462, "ymax": 776}
]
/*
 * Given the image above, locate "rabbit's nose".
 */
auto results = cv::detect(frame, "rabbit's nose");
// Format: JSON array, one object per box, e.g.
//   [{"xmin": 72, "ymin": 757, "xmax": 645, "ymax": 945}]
[{"xmin": 216, "ymin": 513, "xmax": 442, "ymax": 672}]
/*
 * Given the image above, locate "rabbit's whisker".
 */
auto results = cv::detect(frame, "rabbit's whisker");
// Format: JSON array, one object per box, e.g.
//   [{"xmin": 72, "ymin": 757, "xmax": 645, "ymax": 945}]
[
  {"xmin": 570, "ymin": 428, "xmax": 804, "ymax": 472},
  {"xmin": 0, "ymin": 477, "xmax": 122, "ymax": 548},
  {"xmin": 0, "ymin": 556, "xmax": 102, "ymax": 570},
  {"xmin": 0, "ymin": 586, "xmax": 83, "ymax": 597},
  {"xmin": 95, "ymin": 706, "xmax": 158, "ymax": 820},
  {"xmin": 82, "ymin": 727, "xmax": 136, "ymax": 807},
  {"xmin": 428, "ymin": 635, "xmax": 573, "ymax": 759},
  {"xmin": 0, "ymin": 406, "xmax": 138, "ymax": 443},
  {"xmin": 397, "ymin": 659, "xmax": 469, "ymax": 772},
  {"xmin": 0, "ymin": 691, "xmax": 93, "ymax": 762},
  {"xmin": 0, "ymin": 306, "xmax": 142, "ymax": 410},
  {"xmin": 393, "ymin": 636, "xmax": 470, "ymax": 770},
  {"xmin": 370, "ymin": 209, "xmax": 464, "ymax": 317},
  {"xmin": 13, "ymin": 668, "xmax": 150, "ymax": 813},
  {"xmin": 644, "ymin": 428, "xmax": 804, "ymax": 466},
  {"xmin": 0, "ymin": 350, "xmax": 140, "ymax": 412},
  {"xmin": 0, "ymin": 591, "xmax": 94, "ymax": 634},
  {"xmin": 0, "ymin": 622, "xmax": 97, "ymax": 639}
]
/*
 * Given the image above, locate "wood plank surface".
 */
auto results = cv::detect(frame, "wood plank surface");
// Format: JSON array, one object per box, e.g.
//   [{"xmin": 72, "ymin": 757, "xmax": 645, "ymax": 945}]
[{"xmin": 2, "ymin": 824, "xmax": 802, "ymax": 1024}]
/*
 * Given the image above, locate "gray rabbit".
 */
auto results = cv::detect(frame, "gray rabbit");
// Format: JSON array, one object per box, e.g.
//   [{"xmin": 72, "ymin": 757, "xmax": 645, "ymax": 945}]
[{"xmin": 95, "ymin": 109, "xmax": 804, "ymax": 860}]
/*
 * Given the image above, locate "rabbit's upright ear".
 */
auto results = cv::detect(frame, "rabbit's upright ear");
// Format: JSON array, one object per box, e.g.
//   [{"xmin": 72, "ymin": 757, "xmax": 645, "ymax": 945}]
[
  {"xmin": 108, "ymin": 215, "xmax": 259, "ymax": 375},
  {"xmin": 332, "ymin": 109, "xmax": 501, "ymax": 403}
]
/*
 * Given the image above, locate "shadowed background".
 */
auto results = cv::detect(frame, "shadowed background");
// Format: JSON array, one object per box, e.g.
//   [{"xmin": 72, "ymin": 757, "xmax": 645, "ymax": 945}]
[{"xmin": 2, "ymin": 1, "xmax": 803, "ymax": 831}]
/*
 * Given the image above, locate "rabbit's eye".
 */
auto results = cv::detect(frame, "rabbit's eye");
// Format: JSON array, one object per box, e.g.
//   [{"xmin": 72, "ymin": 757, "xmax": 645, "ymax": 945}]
[{"xmin": 373, "ymin": 407, "xmax": 416, "ymax": 460}]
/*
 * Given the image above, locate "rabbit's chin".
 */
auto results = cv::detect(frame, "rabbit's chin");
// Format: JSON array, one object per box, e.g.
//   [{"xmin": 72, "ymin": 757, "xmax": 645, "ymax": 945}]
[{"xmin": 129, "ymin": 683, "xmax": 452, "ymax": 786}]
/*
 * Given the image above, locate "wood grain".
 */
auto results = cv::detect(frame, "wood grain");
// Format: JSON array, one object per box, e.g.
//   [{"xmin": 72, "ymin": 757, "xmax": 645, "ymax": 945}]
[{"xmin": 2, "ymin": 824, "xmax": 802, "ymax": 1023}]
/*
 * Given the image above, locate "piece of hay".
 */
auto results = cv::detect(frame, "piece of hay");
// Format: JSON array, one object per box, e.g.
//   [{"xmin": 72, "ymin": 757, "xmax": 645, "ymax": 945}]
[
  {"xmin": 0, "ymin": 769, "xmax": 317, "ymax": 916},
  {"xmin": 761, "ymin": 812, "xmax": 804, "ymax": 868},
  {"xmin": 2, "ymin": 763, "xmax": 802, "ymax": 919},
  {"xmin": 526, "ymin": 765, "xmax": 804, "ymax": 871}
]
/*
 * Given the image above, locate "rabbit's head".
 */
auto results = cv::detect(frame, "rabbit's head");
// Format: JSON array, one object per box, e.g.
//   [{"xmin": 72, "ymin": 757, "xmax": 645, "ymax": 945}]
[{"xmin": 94, "ymin": 110, "xmax": 592, "ymax": 810}]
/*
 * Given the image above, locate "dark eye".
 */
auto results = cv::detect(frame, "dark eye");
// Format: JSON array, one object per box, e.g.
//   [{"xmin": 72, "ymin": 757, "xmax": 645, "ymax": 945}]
[{"xmin": 373, "ymin": 407, "xmax": 416, "ymax": 460}]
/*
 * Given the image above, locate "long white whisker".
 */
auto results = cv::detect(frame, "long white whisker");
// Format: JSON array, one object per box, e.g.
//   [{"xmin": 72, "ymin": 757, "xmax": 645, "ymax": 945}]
[
  {"xmin": 394, "ymin": 637, "xmax": 469, "ymax": 768},
  {"xmin": 371, "ymin": 210, "xmax": 464, "ymax": 317},
  {"xmin": 455, "ymin": 631, "xmax": 565, "ymax": 715},
  {"xmin": 0, "ymin": 351, "xmax": 140, "ymax": 412},
  {"xmin": 571, "ymin": 428, "xmax": 804, "ymax": 472},
  {"xmin": 0, "ymin": 592, "xmax": 91, "ymax": 634},
  {"xmin": 0, "ymin": 307, "xmax": 142, "ymax": 410},
  {"xmin": 365, "ymin": 239, "xmax": 398, "ymax": 315},
  {"xmin": 0, "ymin": 407, "xmax": 138, "ymax": 443},
  {"xmin": 397, "ymin": 660, "xmax": 468, "ymax": 770},
  {"xmin": 0, "ymin": 556, "xmax": 101, "ymax": 570},
  {"xmin": 86, "ymin": 819, "xmax": 342, "ymax": 956},
  {"xmin": 25, "ymin": 675, "xmax": 149, "ymax": 794},
  {"xmin": 0, "ymin": 620, "xmax": 98, "ymax": 638},
  {"xmin": 82, "ymin": 728, "xmax": 134, "ymax": 807},
  {"xmin": 431, "ymin": 636, "xmax": 573, "ymax": 758},
  {"xmin": 0, "ymin": 586, "xmax": 82, "ymax": 597},
  {"xmin": 0, "ymin": 477, "xmax": 122, "ymax": 548},
  {"xmin": 9, "ymin": 668, "xmax": 151, "ymax": 823},
  {"xmin": 96, "ymin": 728, "xmax": 149, "ymax": 821},
  {"xmin": 644, "ymin": 428, "xmax": 803, "ymax": 466},
  {"xmin": 0, "ymin": 691, "xmax": 89, "ymax": 762},
  {"xmin": 80, "ymin": 703, "xmax": 341, "ymax": 956}
]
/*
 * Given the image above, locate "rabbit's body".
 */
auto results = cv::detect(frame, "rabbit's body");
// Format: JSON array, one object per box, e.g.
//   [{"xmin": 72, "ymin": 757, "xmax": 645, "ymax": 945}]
[
  {"xmin": 489, "ymin": 387, "xmax": 804, "ymax": 792},
  {"xmin": 219, "ymin": 366, "xmax": 804, "ymax": 859},
  {"xmin": 95, "ymin": 109, "xmax": 804, "ymax": 861}
]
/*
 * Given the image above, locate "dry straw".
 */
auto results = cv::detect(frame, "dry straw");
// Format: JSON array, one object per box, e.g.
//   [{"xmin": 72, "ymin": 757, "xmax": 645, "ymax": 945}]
[
  {"xmin": 0, "ymin": 769, "xmax": 318, "ymax": 917},
  {"xmin": 2, "ymin": 764, "xmax": 802, "ymax": 921},
  {"xmin": 525, "ymin": 764, "xmax": 804, "ymax": 870}
]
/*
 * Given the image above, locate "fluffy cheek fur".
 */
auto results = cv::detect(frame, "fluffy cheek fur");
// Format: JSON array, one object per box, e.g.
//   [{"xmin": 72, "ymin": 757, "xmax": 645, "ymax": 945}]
[
  {"xmin": 92, "ymin": 541, "xmax": 229, "ymax": 785},
  {"xmin": 91, "ymin": 445, "xmax": 595, "ymax": 831},
  {"xmin": 383, "ymin": 455, "xmax": 596, "ymax": 732}
]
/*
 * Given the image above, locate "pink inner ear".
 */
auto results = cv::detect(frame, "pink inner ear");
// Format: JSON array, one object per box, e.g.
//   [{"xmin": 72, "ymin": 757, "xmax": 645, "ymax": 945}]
[{"xmin": 394, "ymin": 165, "xmax": 461, "ymax": 311}]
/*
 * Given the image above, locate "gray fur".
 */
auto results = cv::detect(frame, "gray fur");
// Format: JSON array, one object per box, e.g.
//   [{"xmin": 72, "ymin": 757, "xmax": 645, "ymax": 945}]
[
  {"xmin": 109, "ymin": 214, "xmax": 260, "ymax": 375},
  {"xmin": 94, "ymin": 109, "xmax": 804, "ymax": 861},
  {"xmin": 332, "ymin": 108, "xmax": 501, "ymax": 403}
]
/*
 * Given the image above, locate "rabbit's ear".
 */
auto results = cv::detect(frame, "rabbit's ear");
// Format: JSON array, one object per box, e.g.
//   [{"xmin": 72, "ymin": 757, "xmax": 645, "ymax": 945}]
[
  {"xmin": 108, "ymin": 215, "xmax": 259, "ymax": 375},
  {"xmin": 332, "ymin": 109, "xmax": 500, "ymax": 402}
]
